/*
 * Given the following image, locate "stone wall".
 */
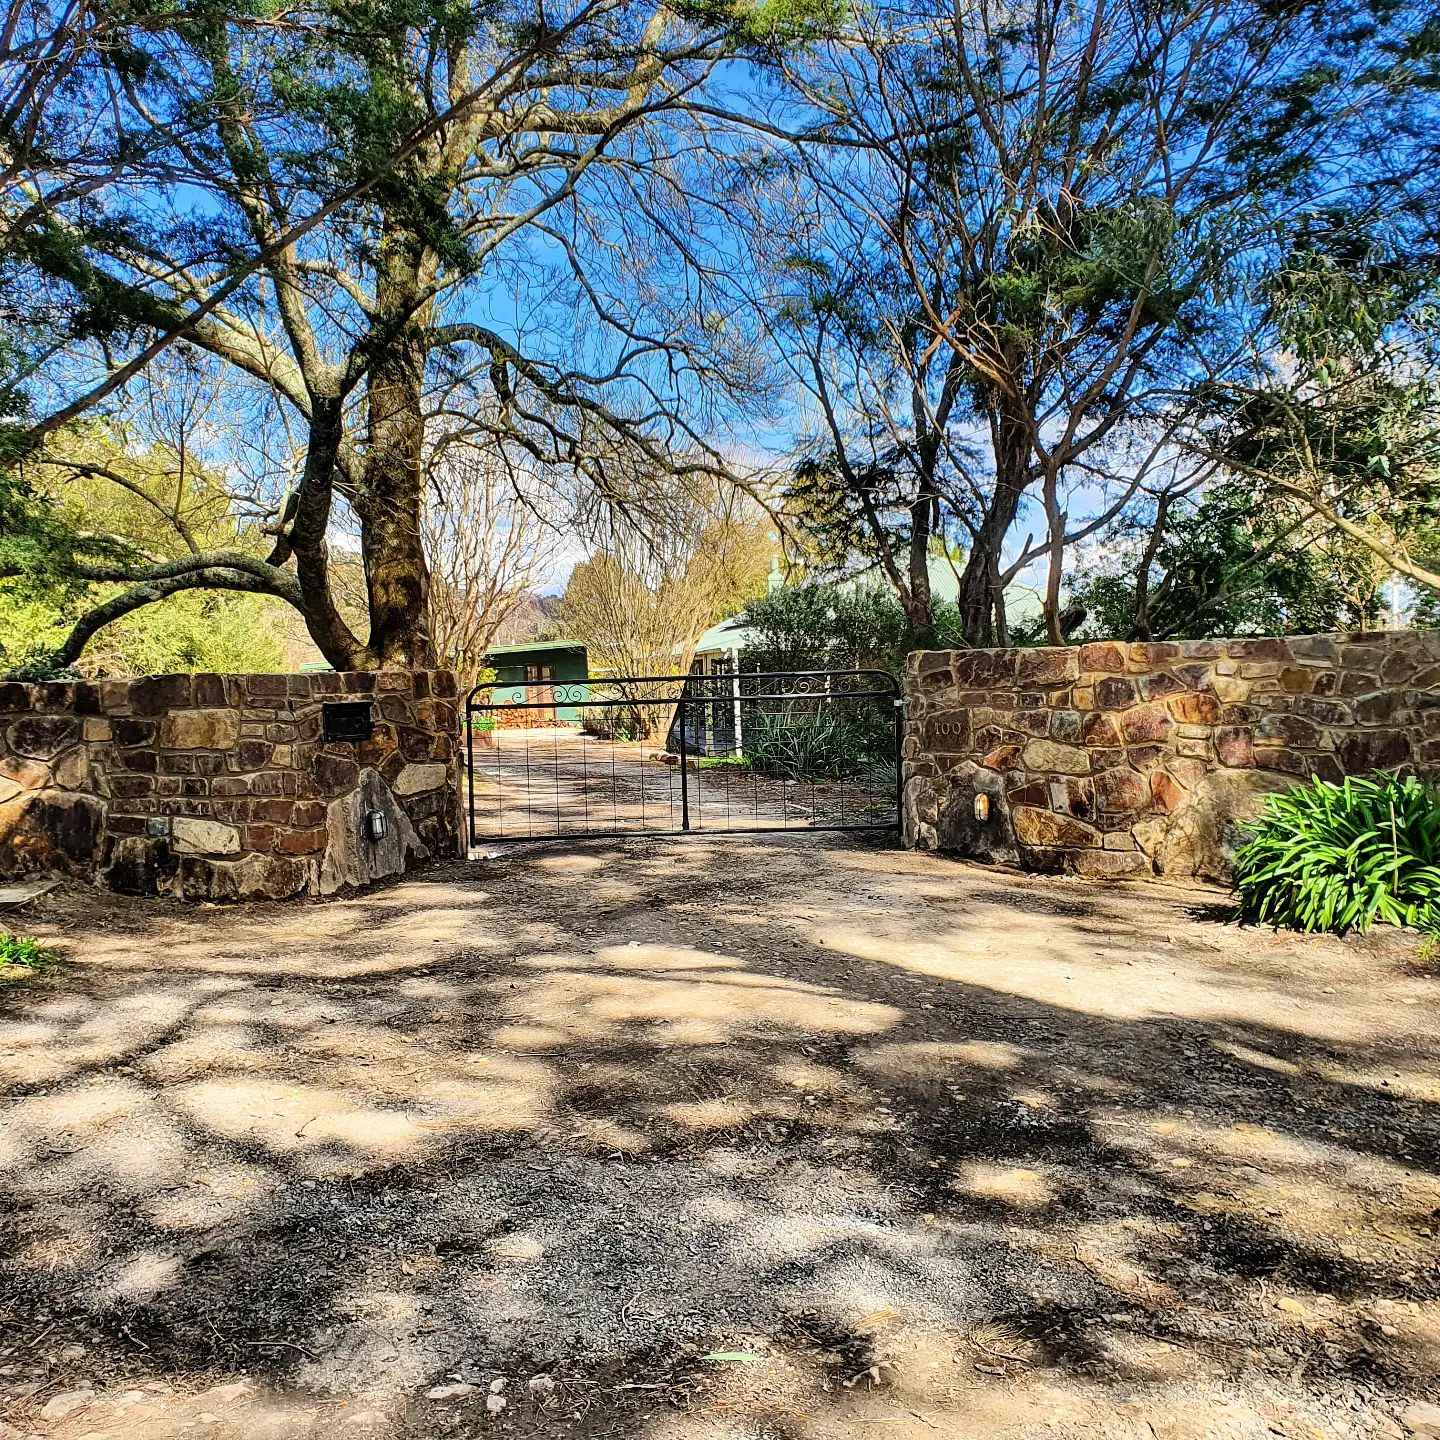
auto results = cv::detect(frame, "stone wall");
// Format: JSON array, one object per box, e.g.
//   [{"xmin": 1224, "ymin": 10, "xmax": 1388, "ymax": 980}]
[
  {"xmin": 0, "ymin": 670, "xmax": 462, "ymax": 899},
  {"xmin": 903, "ymin": 631, "xmax": 1440, "ymax": 881}
]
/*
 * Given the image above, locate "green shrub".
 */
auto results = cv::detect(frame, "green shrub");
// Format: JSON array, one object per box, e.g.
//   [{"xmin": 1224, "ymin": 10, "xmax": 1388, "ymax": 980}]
[
  {"xmin": 1233, "ymin": 773, "xmax": 1440, "ymax": 935},
  {"xmin": 745, "ymin": 704, "xmax": 894, "ymax": 782},
  {"xmin": 0, "ymin": 932, "xmax": 59, "ymax": 977}
]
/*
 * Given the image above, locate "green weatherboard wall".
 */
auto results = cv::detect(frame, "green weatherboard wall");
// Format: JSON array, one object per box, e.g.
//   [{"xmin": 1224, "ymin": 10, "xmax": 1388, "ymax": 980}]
[{"xmin": 483, "ymin": 641, "xmax": 589, "ymax": 722}]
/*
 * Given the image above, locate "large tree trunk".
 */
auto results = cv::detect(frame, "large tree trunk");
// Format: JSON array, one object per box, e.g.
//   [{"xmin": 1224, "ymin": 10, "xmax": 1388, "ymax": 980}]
[
  {"xmin": 956, "ymin": 388, "xmax": 1032, "ymax": 645},
  {"xmin": 361, "ymin": 230, "xmax": 436, "ymax": 669},
  {"xmin": 904, "ymin": 490, "xmax": 937, "ymax": 647}
]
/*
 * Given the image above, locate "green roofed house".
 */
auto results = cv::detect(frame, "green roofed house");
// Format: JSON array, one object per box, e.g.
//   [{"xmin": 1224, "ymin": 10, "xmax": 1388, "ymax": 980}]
[{"xmin": 482, "ymin": 639, "xmax": 589, "ymax": 723}]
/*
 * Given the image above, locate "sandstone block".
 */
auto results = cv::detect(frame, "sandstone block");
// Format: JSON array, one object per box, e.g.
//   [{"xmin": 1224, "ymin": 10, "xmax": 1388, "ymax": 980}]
[
  {"xmin": 1093, "ymin": 766, "xmax": 1147, "ymax": 813},
  {"xmin": 319, "ymin": 768, "xmax": 429, "ymax": 895},
  {"xmin": 394, "ymin": 761, "xmax": 448, "ymax": 795},
  {"xmin": 7, "ymin": 714, "xmax": 80, "ymax": 759},
  {"xmin": 1153, "ymin": 769, "xmax": 1296, "ymax": 881},
  {"xmin": 1120, "ymin": 704, "xmax": 1173, "ymax": 745},
  {"xmin": 1168, "ymin": 692, "xmax": 1222, "ymax": 725},
  {"xmin": 172, "ymin": 817, "xmax": 241, "ymax": 855},
  {"xmin": 1012, "ymin": 806, "xmax": 1099, "ymax": 848},
  {"xmin": 1021, "ymin": 738, "xmax": 1090, "ymax": 774},
  {"xmin": 1078, "ymin": 641, "xmax": 1127, "ymax": 673},
  {"xmin": 1094, "ymin": 676, "xmax": 1138, "ymax": 710},
  {"xmin": 161, "ymin": 709, "xmax": 240, "ymax": 750}
]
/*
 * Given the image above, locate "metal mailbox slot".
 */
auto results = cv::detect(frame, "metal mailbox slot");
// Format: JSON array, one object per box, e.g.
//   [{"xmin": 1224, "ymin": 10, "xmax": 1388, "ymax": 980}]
[{"xmin": 322, "ymin": 700, "xmax": 374, "ymax": 743}]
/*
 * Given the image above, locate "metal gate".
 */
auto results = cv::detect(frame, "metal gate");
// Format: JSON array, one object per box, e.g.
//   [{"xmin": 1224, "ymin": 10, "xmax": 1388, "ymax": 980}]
[{"xmin": 465, "ymin": 669, "xmax": 902, "ymax": 845}]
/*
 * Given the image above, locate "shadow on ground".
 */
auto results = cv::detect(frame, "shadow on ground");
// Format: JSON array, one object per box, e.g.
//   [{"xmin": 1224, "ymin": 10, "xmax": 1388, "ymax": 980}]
[{"xmin": 1, "ymin": 834, "xmax": 1438, "ymax": 1439}]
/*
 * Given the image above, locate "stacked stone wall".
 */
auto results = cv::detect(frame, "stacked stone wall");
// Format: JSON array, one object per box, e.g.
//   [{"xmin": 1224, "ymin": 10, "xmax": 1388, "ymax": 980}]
[
  {"xmin": 0, "ymin": 670, "xmax": 462, "ymax": 899},
  {"xmin": 903, "ymin": 631, "xmax": 1440, "ymax": 881}
]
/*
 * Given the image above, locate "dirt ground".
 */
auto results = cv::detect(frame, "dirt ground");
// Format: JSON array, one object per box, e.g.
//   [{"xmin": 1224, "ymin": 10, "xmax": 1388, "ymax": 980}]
[{"xmin": 2, "ymin": 835, "xmax": 1439, "ymax": 1440}]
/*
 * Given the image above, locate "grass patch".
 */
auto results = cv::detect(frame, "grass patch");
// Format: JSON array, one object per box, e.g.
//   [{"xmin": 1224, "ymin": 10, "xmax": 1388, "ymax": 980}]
[
  {"xmin": 697, "ymin": 755, "xmax": 750, "ymax": 770},
  {"xmin": 0, "ymin": 931, "xmax": 60, "ymax": 982}
]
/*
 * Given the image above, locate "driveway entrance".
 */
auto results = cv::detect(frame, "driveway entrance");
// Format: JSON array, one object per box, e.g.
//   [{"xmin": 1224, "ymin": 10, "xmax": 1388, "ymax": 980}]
[{"xmin": 464, "ymin": 669, "xmax": 902, "ymax": 844}]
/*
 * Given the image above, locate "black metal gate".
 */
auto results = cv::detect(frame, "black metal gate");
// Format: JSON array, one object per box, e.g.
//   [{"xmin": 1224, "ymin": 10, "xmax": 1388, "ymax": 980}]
[{"xmin": 464, "ymin": 669, "xmax": 902, "ymax": 845}]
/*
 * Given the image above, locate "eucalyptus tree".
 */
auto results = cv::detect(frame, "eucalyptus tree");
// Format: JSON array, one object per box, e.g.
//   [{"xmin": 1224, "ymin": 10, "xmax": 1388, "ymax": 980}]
[
  {"xmin": 744, "ymin": 0, "xmax": 1437, "ymax": 645},
  {"xmin": 6, "ymin": 0, "xmax": 833, "ymax": 672}
]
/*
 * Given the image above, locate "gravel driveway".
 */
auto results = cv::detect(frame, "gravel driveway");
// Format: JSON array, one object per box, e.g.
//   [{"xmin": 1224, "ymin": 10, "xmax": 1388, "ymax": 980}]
[
  {"xmin": 466, "ymin": 727, "xmax": 895, "ymax": 840},
  {"xmin": 2, "ymin": 835, "xmax": 1438, "ymax": 1440}
]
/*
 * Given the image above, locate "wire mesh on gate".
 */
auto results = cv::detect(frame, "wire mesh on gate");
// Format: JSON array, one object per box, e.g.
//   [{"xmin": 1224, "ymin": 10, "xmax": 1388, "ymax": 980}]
[{"xmin": 464, "ymin": 670, "xmax": 902, "ymax": 844}]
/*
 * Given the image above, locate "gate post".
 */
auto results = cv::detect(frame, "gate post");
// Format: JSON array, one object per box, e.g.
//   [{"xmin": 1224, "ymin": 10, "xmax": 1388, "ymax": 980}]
[{"xmin": 678, "ymin": 695, "xmax": 691, "ymax": 831}]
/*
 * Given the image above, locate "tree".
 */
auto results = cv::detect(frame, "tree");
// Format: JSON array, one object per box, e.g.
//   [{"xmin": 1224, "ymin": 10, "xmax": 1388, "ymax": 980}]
[
  {"xmin": 421, "ymin": 436, "xmax": 563, "ymax": 694},
  {"xmin": 555, "ymin": 491, "xmax": 771, "ymax": 734},
  {"xmin": 738, "ymin": 578, "xmax": 965, "ymax": 677},
  {"xmin": 1191, "ymin": 229, "xmax": 1440, "ymax": 599},
  {"xmin": 5, "ymin": 0, "xmax": 836, "ymax": 672},
  {"xmin": 742, "ymin": 0, "xmax": 1437, "ymax": 646},
  {"xmin": 0, "ymin": 415, "xmax": 286, "ymax": 676},
  {"xmin": 1066, "ymin": 480, "xmax": 1383, "ymax": 641}
]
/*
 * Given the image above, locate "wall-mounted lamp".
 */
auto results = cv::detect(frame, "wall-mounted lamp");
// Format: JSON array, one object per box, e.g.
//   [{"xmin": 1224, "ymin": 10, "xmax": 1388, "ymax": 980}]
[
  {"xmin": 366, "ymin": 809, "xmax": 388, "ymax": 842},
  {"xmin": 973, "ymin": 793, "xmax": 990, "ymax": 822}
]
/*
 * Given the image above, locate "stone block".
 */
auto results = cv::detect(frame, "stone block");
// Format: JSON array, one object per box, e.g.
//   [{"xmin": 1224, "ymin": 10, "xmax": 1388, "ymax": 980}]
[
  {"xmin": 130, "ymin": 674, "xmax": 194, "ymax": 716},
  {"xmin": 954, "ymin": 650, "xmax": 1018, "ymax": 688},
  {"xmin": 1151, "ymin": 771, "xmax": 1186, "ymax": 813},
  {"xmin": 1337, "ymin": 729, "xmax": 1410, "ymax": 773},
  {"xmin": 101, "ymin": 835, "xmax": 173, "ymax": 895},
  {"xmin": 1048, "ymin": 776, "xmax": 1095, "ymax": 819},
  {"xmin": 319, "ymin": 768, "xmax": 428, "ymax": 894},
  {"xmin": 1078, "ymin": 641, "xmax": 1127, "ymax": 673},
  {"xmin": 172, "ymin": 817, "xmax": 241, "ymax": 855},
  {"xmin": 1093, "ymin": 766, "xmax": 1147, "ymax": 814},
  {"xmin": 981, "ymin": 743, "xmax": 1023, "ymax": 771},
  {"xmin": 1080, "ymin": 712, "xmax": 1122, "ymax": 747},
  {"xmin": 51, "ymin": 746, "xmax": 89, "ymax": 789},
  {"xmin": 193, "ymin": 673, "xmax": 227, "ymax": 707},
  {"xmin": 1021, "ymin": 738, "xmax": 1090, "ymax": 774},
  {"xmin": 1094, "ymin": 676, "xmax": 1138, "ymax": 710},
  {"xmin": 1017, "ymin": 648, "xmax": 1078, "ymax": 686},
  {"xmin": 6, "ymin": 714, "xmax": 80, "ymax": 760},
  {"xmin": 1253, "ymin": 745, "xmax": 1309, "ymax": 776},
  {"xmin": 394, "ymin": 761, "xmax": 448, "ymax": 795},
  {"xmin": 160, "ymin": 708, "xmax": 241, "ymax": 750},
  {"xmin": 1050, "ymin": 709, "xmax": 1083, "ymax": 742},
  {"xmin": 1141, "ymin": 671, "xmax": 1188, "ymax": 701},
  {"xmin": 234, "ymin": 739, "xmax": 273, "ymax": 770},
  {"xmin": 1353, "ymin": 690, "xmax": 1404, "ymax": 725},
  {"xmin": 1229, "ymin": 638, "xmax": 1287, "ymax": 660},
  {"xmin": 920, "ymin": 711, "xmax": 971, "ymax": 754},
  {"xmin": 1167, "ymin": 692, "xmax": 1222, "ymax": 725},
  {"xmin": 1066, "ymin": 849, "xmax": 1149, "ymax": 878},
  {"xmin": 1255, "ymin": 714, "xmax": 1322, "ymax": 748},
  {"xmin": 180, "ymin": 851, "xmax": 311, "ymax": 901},
  {"xmin": 1153, "ymin": 769, "xmax": 1296, "ymax": 881},
  {"xmin": 315, "ymin": 752, "xmax": 360, "ymax": 791},
  {"xmin": 0, "ymin": 787, "xmax": 104, "ymax": 875},
  {"xmin": 1012, "ymin": 806, "xmax": 1099, "ymax": 848},
  {"xmin": 1120, "ymin": 704, "xmax": 1173, "ymax": 745}
]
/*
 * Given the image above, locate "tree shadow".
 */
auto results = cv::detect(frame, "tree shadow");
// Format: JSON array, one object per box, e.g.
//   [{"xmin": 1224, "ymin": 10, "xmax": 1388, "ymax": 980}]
[{"xmin": 1, "ymin": 835, "xmax": 1437, "ymax": 1438}]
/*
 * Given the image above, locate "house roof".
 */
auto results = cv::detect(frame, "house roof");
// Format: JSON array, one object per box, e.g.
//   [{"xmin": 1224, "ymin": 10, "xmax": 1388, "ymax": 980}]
[
  {"xmin": 484, "ymin": 638, "xmax": 587, "ymax": 658},
  {"xmin": 691, "ymin": 615, "xmax": 750, "ymax": 655}
]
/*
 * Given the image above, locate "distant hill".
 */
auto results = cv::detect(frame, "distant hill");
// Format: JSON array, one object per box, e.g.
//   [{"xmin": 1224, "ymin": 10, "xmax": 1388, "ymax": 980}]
[{"xmin": 490, "ymin": 591, "xmax": 561, "ymax": 645}]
